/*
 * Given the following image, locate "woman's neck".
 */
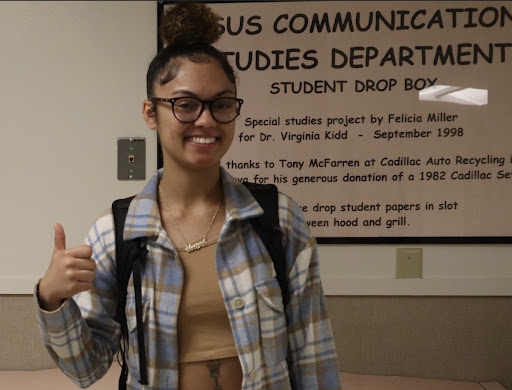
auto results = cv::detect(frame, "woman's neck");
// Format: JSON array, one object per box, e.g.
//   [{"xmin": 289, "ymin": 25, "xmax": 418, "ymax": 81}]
[{"xmin": 159, "ymin": 163, "xmax": 223, "ymax": 208}]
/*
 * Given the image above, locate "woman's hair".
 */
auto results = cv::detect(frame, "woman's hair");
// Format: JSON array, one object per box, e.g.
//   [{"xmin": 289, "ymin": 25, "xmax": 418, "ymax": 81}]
[{"xmin": 146, "ymin": 3, "xmax": 237, "ymax": 97}]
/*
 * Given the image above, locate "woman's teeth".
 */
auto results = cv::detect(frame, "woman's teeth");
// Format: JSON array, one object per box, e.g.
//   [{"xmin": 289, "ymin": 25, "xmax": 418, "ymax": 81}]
[{"xmin": 190, "ymin": 137, "xmax": 216, "ymax": 144}]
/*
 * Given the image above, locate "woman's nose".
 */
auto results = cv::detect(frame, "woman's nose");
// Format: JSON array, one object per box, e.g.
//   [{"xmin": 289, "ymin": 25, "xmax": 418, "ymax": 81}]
[{"xmin": 194, "ymin": 104, "xmax": 217, "ymax": 127}]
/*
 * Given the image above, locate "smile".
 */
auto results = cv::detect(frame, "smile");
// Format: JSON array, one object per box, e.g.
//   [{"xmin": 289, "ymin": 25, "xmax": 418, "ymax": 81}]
[{"xmin": 189, "ymin": 136, "xmax": 217, "ymax": 144}]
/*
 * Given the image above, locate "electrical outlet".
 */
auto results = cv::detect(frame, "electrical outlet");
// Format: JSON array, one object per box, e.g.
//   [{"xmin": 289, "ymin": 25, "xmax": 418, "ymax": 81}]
[{"xmin": 396, "ymin": 248, "xmax": 423, "ymax": 278}]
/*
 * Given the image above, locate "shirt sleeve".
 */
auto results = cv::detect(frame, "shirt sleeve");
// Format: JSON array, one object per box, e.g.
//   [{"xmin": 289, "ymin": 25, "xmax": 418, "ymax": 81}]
[
  {"xmin": 34, "ymin": 212, "xmax": 120, "ymax": 388},
  {"xmin": 279, "ymin": 194, "xmax": 342, "ymax": 390}
]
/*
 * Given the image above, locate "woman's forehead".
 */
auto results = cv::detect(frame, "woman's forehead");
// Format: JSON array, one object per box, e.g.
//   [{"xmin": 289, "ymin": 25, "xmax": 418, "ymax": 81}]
[{"xmin": 157, "ymin": 59, "xmax": 235, "ymax": 96}]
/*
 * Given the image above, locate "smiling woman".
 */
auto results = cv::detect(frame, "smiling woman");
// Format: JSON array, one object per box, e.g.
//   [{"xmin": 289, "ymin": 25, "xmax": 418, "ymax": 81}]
[{"xmin": 34, "ymin": 3, "xmax": 341, "ymax": 390}]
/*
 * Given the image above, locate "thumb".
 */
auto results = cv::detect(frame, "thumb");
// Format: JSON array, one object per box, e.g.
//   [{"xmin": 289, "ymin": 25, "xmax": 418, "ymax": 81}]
[{"xmin": 54, "ymin": 223, "xmax": 67, "ymax": 251}]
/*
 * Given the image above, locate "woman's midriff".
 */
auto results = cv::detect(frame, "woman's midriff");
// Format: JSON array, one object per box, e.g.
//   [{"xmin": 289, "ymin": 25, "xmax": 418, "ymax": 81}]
[{"xmin": 179, "ymin": 356, "xmax": 243, "ymax": 390}]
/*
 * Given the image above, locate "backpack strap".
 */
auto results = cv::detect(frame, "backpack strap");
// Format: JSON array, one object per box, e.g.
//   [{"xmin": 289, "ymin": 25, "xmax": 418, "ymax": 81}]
[
  {"xmin": 112, "ymin": 196, "xmax": 149, "ymax": 388},
  {"xmin": 243, "ymin": 182, "xmax": 290, "ymax": 309}
]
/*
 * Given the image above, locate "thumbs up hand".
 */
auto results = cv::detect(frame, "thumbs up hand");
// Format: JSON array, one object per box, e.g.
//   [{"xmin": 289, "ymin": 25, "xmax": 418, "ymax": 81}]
[{"xmin": 38, "ymin": 223, "xmax": 97, "ymax": 311}]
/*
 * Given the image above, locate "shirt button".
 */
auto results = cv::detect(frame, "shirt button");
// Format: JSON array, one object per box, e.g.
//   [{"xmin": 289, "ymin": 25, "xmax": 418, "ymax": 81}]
[
  {"xmin": 250, "ymin": 370, "xmax": 257, "ymax": 381},
  {"xmin": 232, "ymin": 297, "xmax": 245, "ymax": 309}
]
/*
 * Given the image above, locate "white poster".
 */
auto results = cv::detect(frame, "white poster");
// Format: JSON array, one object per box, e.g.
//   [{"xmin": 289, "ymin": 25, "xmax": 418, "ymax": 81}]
[{"xmin": 205, "ymin": 2, "xmax": 511, "ymax": 241}]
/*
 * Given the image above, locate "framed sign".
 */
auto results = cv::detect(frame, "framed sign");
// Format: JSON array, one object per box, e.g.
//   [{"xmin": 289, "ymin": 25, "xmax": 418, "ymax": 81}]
[{"xmin": 159, "ymin": 1, "xmax": 512, "ymax": 244}]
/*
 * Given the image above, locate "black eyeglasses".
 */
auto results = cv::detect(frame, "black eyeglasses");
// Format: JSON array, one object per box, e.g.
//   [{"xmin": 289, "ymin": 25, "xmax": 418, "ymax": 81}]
[{"xmin": 150, "ymin": 96, "xmax": 244, "ymax": 124}]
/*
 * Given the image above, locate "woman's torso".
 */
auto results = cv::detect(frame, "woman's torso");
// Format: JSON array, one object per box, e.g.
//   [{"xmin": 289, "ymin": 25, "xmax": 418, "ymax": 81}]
[
  {"xmin": 179, "ymin": 357, "xmax": 243, "ymax": 390},
  {"xmin": 177, "ymin": 241, "xmax": 243, "ymax": 390},
  {"xmin": 114, "ymin": 170, "xmax": 292, "ymax": 389}
]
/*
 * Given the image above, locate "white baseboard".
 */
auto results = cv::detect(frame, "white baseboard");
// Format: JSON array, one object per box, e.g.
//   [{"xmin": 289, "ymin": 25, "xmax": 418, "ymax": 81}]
[
  {"xmin": 1, "ymin": 276, "xmax": 511, "ymax": 296},
  {"xmin": 322, "ymin": 276, "xmax": 512, "ymax": 296}
]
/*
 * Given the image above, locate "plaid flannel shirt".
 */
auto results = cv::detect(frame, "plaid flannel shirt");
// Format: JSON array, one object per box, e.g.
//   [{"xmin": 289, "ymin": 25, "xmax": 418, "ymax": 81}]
[{"xmin": 36, "ymin": 167, "xmax": 341, "ymax": 390}]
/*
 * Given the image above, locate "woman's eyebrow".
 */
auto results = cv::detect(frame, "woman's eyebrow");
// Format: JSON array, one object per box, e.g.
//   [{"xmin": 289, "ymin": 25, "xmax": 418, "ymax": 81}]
[{"xmin": 170, "ymin": 88, "xmax": 236, "ymax": 98}]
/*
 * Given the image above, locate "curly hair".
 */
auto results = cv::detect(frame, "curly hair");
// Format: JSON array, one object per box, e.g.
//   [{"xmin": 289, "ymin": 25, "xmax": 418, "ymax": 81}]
[
  {"xmin": 146, "ymin": 3, "xmax": 236, "ymax": 97},
  {"xmin": 159, "ymin": 3, "xmax": 223, "ymax": 47}
]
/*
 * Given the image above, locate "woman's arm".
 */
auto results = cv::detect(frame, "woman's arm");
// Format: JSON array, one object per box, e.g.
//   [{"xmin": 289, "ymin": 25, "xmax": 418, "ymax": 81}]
[
  {"xmin": 35, "ymin": 213, "xmax": 120, "ymax": 388},
  {"xmin": 280, "ymin": 195, "xmax": 342, "ymax": 390}
]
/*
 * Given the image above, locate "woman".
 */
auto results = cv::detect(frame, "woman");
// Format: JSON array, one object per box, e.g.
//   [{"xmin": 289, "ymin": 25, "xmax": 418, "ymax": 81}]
[{"xmin": 36, "ymin": 3, "xmax": 341, "ymax": 390}]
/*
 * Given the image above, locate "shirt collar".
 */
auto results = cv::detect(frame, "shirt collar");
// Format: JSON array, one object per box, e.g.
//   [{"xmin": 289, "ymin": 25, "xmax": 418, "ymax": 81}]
[{"xmin": 123, "ymin": 167, "xmax": 263, "ymax": 241}]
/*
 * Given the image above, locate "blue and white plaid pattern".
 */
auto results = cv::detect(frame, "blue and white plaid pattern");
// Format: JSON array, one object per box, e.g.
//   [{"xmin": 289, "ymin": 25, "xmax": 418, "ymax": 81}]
[{"xmin": 36, "ymin": 167, "xmax": 341, "ymax": 390}]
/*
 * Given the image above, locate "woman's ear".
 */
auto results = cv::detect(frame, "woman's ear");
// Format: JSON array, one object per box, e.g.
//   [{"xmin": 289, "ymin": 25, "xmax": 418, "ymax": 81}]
[{"xmin": 142, "ymin": 100, "xmax": 157, "ymax": 130}]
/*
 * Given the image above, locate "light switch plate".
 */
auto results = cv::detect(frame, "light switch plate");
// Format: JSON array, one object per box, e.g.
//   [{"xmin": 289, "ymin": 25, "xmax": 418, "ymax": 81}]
[
  {"xmin": 396, "ymin": 248, "xmax": 423, "ymax": 278},
  {"xmin": 117, "ymin": 137, "xmax": 146, "ymax": 181}
]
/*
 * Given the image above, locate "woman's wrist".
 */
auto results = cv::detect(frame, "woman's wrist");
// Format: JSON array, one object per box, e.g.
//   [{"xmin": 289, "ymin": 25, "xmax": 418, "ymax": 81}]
[{"xmin": 37, "ymin": 279, "xmax": 64, "ymax": 312}]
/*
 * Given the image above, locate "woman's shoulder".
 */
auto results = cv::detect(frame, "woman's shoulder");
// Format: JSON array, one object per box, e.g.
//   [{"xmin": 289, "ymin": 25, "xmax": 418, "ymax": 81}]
[
  {"xmin": 94, "ymin": 208, "xmax": 115, "ymax": 230},
  {"xmin": 277, "ymin": 189, "xmax": 306, "ymax": 222},
  {"xmin": 276, "ymin": 189, "xmax": 313, "ymax": 243},
  {"xmin": 85, "ymin": 208, "xmax": 115, "ymax": 247}
]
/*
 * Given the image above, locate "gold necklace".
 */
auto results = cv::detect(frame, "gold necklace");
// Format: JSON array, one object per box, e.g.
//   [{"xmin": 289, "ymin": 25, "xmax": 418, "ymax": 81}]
[{"xmin": 159, "ymin": 185, "xmax": 221, "ymax": 253}]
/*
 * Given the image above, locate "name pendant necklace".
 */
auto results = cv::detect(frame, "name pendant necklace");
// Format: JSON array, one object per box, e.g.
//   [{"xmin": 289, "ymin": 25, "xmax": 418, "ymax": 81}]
[{"xmin": 159, "ymin": 186, "xmax": 221, "ymax": 253}]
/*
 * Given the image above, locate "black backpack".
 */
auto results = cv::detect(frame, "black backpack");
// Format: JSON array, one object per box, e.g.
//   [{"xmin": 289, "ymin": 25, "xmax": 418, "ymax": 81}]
[{"xmin": 111, "ymin": 182, "xmax": 289, "ymax": 389}]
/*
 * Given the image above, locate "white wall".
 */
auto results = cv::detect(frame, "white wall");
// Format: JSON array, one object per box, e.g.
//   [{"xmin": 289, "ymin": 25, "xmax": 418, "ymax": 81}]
[
  {"xmin": 0, "ymin": 1, "xmax": 510, "ymax": 295},
  {"xmin": 0, "ymin": 1, "xmax": 157, "ymax": 293},
  {"xmin": 320, "ymin": 244, "xmax": 512, "ymax": 296}
]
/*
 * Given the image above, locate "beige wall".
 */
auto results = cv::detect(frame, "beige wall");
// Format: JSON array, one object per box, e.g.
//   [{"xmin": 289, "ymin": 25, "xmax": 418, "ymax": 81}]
[
  {"xmin": 1, "ymin": 295, "xmax": 510, "ymax": 390},
  {"xmin": 327, "ymin": 296, "xmax": 512, "ymax": 390},
  {"xmin": 0, "ymin": 1, "xmax": 157, "ymax": 294}
]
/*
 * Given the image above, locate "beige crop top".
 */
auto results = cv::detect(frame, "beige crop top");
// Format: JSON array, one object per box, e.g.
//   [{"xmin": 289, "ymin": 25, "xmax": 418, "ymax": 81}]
[{"xmin": 177, "ymin": 242, "xmax": 238, "ymax": 363}]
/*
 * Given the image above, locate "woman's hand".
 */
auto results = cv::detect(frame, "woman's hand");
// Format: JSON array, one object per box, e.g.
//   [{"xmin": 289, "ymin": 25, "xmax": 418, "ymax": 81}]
[{"xmin": 38, "ymin": 223, "xmax": 96, "ymax": 311}]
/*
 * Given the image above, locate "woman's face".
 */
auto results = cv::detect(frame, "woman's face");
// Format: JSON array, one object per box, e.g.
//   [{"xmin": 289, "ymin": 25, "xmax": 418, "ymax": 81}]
[{"xmin": 145, "ymin": 58, "xmax": 237, "ymax": 172}]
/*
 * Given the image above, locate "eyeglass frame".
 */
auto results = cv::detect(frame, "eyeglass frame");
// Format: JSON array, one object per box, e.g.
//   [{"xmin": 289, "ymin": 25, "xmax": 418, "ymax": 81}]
[{"xmin": 149, "ymin": 96, "xmax": 244, "ymax": 124}]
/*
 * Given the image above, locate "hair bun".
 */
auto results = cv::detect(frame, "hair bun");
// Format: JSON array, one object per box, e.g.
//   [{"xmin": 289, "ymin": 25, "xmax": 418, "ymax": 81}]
[{"xmin": 160, "ymin": 3, "xmax": 223, "ymax": 47}]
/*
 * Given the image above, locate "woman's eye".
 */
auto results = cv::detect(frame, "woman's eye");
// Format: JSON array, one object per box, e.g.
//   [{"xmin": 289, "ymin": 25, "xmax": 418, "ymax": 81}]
[
  {"xmin": 215, "ymin": 100, "xmax": 235, "ymax": 110},
  {"xmin": 175, "ymin": 100, "xmax": 199, "ymax": 111}
]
